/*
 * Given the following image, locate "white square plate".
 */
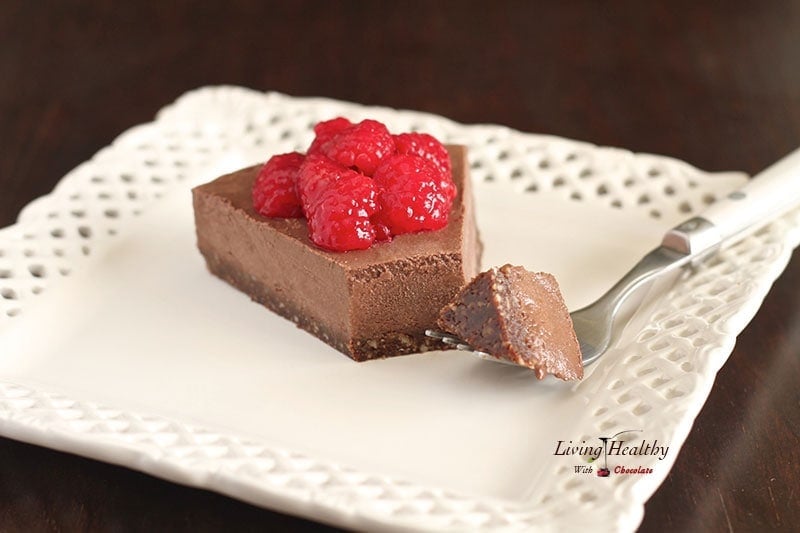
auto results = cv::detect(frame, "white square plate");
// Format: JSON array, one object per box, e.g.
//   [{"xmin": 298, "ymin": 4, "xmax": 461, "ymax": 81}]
[{"xmin": 1, "ymin": 87, "xmax": 797, "ymax": 532}]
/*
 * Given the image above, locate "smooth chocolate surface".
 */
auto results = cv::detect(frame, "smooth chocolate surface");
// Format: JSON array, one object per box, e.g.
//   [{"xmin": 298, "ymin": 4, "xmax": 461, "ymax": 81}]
[
  {"xmin": 192, "ymin": 145, "xmax": 481, "ymax": 361},
  {"xmin": 438, "ymin": 264, "xmax": 583, "ymax": 380}
]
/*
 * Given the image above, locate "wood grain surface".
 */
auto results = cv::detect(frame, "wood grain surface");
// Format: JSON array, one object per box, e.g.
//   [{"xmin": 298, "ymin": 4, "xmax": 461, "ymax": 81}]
[{"xmin": 1, "ymin": 1, "xmax": 798, "ymax": 531}]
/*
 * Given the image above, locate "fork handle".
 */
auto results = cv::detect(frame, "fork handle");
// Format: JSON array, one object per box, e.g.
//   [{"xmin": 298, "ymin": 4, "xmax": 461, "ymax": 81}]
[
  {"xmin": 700, "ymin": 147, "xmax": 800, "ymax": 243},
  {"xmin": 663, "ymin": 147, "xmax": 800, "ymax": 255}
]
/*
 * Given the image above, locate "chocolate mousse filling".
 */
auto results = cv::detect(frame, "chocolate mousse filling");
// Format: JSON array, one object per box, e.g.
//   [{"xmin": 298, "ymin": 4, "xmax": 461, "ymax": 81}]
[
  {"xmin": 192, "ymin": 145, "xmax": 482, "ymax": 361},
  {"xmin": 437, "ymin": 264, "xmax": 583, "ymax": 380}
]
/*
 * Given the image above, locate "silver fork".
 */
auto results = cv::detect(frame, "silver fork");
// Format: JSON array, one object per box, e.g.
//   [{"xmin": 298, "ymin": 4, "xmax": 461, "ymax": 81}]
[{"xmin": 428, "ymin": 147, "xmax": 800, "ymax": 367}]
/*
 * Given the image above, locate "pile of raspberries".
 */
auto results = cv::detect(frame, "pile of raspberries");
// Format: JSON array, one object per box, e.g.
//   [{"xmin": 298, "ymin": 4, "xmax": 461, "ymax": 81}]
[{"xmin": 252, "ymin": 117, "xmax": 455, "ymax": 252}]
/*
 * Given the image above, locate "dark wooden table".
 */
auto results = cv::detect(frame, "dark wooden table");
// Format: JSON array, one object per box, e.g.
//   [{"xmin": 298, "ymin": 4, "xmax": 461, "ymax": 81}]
[{"xmin": 1, "ymin": 1, "xmax": 798, "ymax": 531}]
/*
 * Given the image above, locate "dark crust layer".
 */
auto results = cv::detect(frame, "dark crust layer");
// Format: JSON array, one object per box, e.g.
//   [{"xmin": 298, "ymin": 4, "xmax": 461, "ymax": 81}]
[{"xmin": 193, "ymin": 145, "xmax": 481, "ymax": 362}]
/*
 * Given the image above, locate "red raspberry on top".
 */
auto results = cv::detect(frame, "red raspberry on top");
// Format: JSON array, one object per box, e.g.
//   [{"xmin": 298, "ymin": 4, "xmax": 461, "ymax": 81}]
[
  {"xmin": 297, "ymin": 154, "xmax": 356, "ymax": 213},
  {"xmin": 372, "ymin": 154, "xmax": 454, "ymax": 235},
  {"xmin": 372, "ymin": 221, "xmax": 393, "ymax": 243},
  {"xmin": 307, "ymin": 117, "xmax": 352, "ymax": 156},
  {"xmin": 394, "ymin": 132, "xmax": 456, "ymax": 204},
  {"xmin": 252, "ymin": 152, "xmax": 305, "ymax": 218},
  {"xmin": 322, "ymin": 119, "xmax": 395, "ymax": 176},
  {"xmin": 393, "ymin": 132, "xmax": 452, "ymax": 176},
  {"xmin": 305, "ymin": 172, "xmax": 380, "ymax": 251}
]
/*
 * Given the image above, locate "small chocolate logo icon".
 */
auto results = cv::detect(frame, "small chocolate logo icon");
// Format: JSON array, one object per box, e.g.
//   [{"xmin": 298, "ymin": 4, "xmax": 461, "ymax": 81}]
[{"xmin": 596, "ymin": 430, "xmax": 641, "ymax": 478}]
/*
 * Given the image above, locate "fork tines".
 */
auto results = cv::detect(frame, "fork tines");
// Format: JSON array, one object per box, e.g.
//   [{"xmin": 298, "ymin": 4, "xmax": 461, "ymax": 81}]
[{"xmin": 424, "ymin": 329, "xmax": 491, "ymax": 357}]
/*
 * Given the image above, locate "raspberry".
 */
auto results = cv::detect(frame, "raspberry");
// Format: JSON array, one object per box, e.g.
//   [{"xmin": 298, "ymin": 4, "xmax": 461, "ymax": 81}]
[
  {"xmin": 322, "ymin": 119, "xmax": 395, "ymax": 176},
  {"xmin": 372, "ymin": 222, "xmax": 393, "ymax": 242},
  {"xmin": 252, "ymin": 118, "xmax": 458, "ymax": 251},
  {"xmin": 393, "ymin": 132, "xmax": 452, "ymax": 177},
  {"xmin": 372, "ymin": 154, "xmax": 454, "ymax": 234},
  {"xmin": 305, "ymin": 172, "xmax": 379, "ymax": 251},
  {"xmin": 394, "ymin": 132, "xmax": 456, "ymax": 204},
  {"xmin": 307, "ymin": 117, "xmax": 352, "ymax": 156},
  {"xmin": 297, "ymin": 154, "xmax": 355, "ymax": 212},
  {"xmin": 252, "ymin": 152, "xmax": 305, "ymax": 217}
]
